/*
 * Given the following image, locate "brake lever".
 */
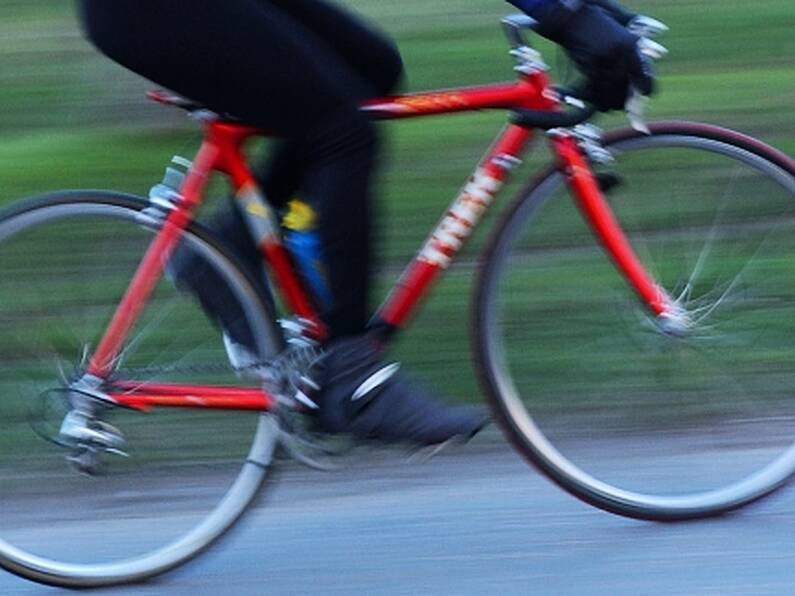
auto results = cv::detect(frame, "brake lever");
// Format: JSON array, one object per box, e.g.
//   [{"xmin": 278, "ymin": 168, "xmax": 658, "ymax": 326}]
[
  {"xmin": 625, "ymin": 18, "xmax": 669, "ymax": 134},
  {"xmin": 626, "ymin": 90, "xmax": 650, "ymax": 134},
  {"xmin": 628, "ymin": 15, "xmax": 669, "ymax": 39},
  {"xmin": 638, "ymin": 37, "xmax": 669, "ymax": 61}
]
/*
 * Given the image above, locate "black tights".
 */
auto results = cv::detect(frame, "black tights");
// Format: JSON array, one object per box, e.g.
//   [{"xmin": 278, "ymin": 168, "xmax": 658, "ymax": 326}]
[{"xmin": 77, "ymin": 0, "xmax": 403, "ymax": 340}]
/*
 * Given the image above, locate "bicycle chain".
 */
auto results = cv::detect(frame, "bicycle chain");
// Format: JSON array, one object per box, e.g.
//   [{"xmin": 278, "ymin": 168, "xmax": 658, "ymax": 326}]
[{"xmin": 113, "ymin": 341, "xmax": 323, "ymax": 392}]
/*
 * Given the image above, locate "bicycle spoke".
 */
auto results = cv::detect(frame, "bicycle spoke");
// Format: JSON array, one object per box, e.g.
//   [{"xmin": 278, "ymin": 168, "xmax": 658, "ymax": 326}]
[
  {"xmin": 479, "ymin": 125, "xmax": 795, "ymax": 519},
  {"xmin": 0, "ymin": 194, "xmax": 280, "ymax": 578}
]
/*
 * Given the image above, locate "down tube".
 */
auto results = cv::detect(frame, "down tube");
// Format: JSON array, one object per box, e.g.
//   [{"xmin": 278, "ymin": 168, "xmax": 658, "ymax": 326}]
[{"xmin": 375, "ymin": 124, "xmax": 534, "ymax": 333}]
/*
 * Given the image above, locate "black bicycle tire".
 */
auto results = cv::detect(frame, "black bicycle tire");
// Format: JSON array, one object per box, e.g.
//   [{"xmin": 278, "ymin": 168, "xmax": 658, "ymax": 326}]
[
  {"xmin": 0, "ymin": 190, "xmax": 283, "ymax": 587},
  {"xmin": 473, "ymin": 121, "xmax": 795, "ymax": 521}
]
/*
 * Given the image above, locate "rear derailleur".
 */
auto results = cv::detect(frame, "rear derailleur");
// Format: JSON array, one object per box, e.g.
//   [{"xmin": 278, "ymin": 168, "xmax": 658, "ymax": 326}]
[{"xmin": 33, "ymin": 375, "xmax": 127, "ymax": 475}]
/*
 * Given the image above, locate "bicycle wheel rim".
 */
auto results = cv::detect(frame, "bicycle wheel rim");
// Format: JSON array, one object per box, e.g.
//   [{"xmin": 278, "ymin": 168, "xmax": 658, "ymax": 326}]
[
  {"xmin": 0, "ymin": 193, "xmax": 280, "ymax": 586},
  {"xmin": 476, "ymin": 124, "xmax": 795, "ymax": 520}
]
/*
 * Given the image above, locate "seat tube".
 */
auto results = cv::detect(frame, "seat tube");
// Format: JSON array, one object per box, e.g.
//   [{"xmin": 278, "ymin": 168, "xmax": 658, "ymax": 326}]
[
  {"xmin": 213, "ymin": 126, "xmax": 326, "ymax": 341},
  {"xmin": 552, "ymin": 133, "xmax": 671, "ymax": 317},
  {"xmin": 87, "ymin": 141, "xmax": 220, "ymax": 378}
]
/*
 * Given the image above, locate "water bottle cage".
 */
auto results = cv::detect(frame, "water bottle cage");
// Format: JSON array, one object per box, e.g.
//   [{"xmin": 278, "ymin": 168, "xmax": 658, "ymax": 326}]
[
  {"xmin": 138, "ymin": 156, "xmax": 192, "ymax": 227},
  {"xmin": 141, "ymin": 190, "xmax": 182, "ymax": 223}
]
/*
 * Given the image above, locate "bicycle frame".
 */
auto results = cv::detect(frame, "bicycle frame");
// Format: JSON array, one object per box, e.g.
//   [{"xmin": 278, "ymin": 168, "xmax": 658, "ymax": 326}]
[{"xmin": 85, "ymin": 66, "xmax": 671, "ymax": 414}]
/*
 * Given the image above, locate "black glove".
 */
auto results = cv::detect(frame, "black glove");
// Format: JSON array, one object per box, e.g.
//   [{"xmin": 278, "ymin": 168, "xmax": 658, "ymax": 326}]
[
  {"xmin": 585, "ymin": 0, "xmax": 636, "ymax": 25},
  {"xmin": 532, "ymin": 1, "xmax": 655, "ymax": 112}
]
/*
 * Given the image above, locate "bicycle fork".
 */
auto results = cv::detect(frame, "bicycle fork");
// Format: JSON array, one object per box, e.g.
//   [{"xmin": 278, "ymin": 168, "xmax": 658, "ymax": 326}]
[{"xmin": 552, "ymin": 132, "xmax": 688, "ymax": 335}]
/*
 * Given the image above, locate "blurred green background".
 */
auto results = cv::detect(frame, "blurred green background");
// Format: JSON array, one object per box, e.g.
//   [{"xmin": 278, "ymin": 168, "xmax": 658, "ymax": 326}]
[{"xmin": 0, "ymin": 0, "xmax": 793, "ymax": 401}]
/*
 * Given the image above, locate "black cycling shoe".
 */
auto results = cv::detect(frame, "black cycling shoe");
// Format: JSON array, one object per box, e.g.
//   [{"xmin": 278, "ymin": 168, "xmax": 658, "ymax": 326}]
[{"xmin": 315, "ymin": 335, "xmax": 489, "ymax": 445}]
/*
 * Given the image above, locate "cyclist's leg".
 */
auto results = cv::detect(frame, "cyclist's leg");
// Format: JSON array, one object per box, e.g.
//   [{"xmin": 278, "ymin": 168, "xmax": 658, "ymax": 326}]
[
  {"xmin": 79, "ymin": 0, "xmax": 487, "ymax": 442},
  {"xmin": 268, "ymin": 0, "xmax": 404, "ymax": 97},
  {"xmin": 206, "ymin": 0, "xmax": 405, "ymax": 333},
  {"xmin": 168, "ymin": 203, "xmax": 273, "ymax": 349},
  {"xmin": 255, "ymin": 0, "xmax": 404, "ymax": 208},
  {"xmin": 79, "ymin": 0, "xmax": 380, "ymax": 339}
]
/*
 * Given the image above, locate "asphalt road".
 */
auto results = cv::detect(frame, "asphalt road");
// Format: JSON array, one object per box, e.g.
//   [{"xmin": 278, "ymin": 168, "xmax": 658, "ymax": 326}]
[{"xmin": 2, "ymin": 430, "xmax": 795, "ymax": 595}]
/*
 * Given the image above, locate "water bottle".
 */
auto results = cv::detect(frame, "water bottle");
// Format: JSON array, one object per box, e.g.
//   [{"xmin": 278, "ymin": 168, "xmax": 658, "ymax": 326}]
[{"xmin": 282, "ymin": 199, "xmax": 332, "ymax": 309}]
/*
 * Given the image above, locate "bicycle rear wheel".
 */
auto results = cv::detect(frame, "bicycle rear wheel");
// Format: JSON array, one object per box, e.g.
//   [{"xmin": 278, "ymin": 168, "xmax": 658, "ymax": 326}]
[
  {"xmin": 0, "ymin": 191, "xmax": 282, "ymax": 586},
  {"xmin": 476, "ymin": 122, "xmax": 795, "ymax": 520}
]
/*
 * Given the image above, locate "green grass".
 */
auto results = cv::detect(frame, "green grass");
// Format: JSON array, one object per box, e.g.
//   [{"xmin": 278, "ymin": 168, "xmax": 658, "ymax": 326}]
[{"xmin": 0, "ymin": 0, "xmax": 793, "ymax": 424}]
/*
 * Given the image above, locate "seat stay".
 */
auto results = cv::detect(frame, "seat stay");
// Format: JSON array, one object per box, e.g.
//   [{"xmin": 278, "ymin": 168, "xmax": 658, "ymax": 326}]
[{"xmin": 86, "ymin": 140, "xmax": 221, "ymax": 378}]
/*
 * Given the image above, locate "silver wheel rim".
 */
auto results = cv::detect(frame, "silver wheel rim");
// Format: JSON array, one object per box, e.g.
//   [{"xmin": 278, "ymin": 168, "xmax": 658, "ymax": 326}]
[
  {"xmin": 482, "ymin": 132, "xmax": 795, "ymax": 518},
  {"xmin": 0, "ymin": 197, "xmax": 280, "ymax": 586}
]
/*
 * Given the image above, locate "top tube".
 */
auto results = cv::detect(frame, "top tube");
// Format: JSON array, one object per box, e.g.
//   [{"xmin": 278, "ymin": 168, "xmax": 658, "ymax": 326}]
[{"xmin": 147, "ymin": 74, "xmax": 554, "ymax": 126}]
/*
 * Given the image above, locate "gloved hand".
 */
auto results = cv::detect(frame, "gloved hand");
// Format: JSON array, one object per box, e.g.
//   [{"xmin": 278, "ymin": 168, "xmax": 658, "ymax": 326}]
[{"xmin": 510, "ymin": 1, "xmax": 655, "ymax": 112}]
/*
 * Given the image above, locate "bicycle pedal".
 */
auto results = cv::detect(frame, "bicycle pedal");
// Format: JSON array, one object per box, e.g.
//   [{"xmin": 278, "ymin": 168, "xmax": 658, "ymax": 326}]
[
  {"xmin": 65, "ymin": 440, "xmax": 128, "ymax": 476},
  {"xmin": 278, "ymin": 429, "xmax": 342, "ymax": 472},
  {"xmin": 406, "ymin": 436, "xmax": 465, "ymax": 464},
  {"xmin": 66, "ymin": 446, "xmax": 104, "ymax": 476}
]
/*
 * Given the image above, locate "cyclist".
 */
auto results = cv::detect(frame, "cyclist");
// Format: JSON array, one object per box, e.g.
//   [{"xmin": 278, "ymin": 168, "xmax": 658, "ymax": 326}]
[{"xmin": 76, "ymin": 0, "xmax": 654, "ymax": 446}]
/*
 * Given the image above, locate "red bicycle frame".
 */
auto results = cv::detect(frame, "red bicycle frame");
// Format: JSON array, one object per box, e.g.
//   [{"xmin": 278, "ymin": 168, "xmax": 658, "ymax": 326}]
[{"xmin": 85, "ymin": 65, "xmax": 670, "ymax": 413}]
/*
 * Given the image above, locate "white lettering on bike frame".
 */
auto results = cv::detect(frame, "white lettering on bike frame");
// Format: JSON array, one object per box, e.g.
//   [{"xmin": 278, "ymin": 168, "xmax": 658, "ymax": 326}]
[{"xmin": 418, "ymin": 169, "xmax": 502, "ymax": 268}]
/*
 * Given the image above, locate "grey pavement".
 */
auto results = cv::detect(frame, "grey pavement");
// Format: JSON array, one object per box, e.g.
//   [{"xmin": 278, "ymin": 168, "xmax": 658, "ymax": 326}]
[{"xmin": 1, "ymin": 434, "xmax": 794, "ymax": 595}]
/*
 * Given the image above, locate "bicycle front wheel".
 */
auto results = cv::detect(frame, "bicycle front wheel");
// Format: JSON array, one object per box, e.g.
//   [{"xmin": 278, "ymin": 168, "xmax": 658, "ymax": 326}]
[
  {"xmin": 476, "ymin": 122, "xmax": 795, "ymax": 520},
  {"xmin": 0, "ymin": 192, "xmax": 282, "ymax": 586}
]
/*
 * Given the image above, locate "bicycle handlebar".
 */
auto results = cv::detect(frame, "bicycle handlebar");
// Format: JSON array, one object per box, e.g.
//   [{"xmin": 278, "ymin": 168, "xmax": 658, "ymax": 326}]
[
  {"xmin": 502, "ymin": 15, "xmax": 596, "ymax": 130},
  {"xmin": 502, "ymin": 10, "xmax": 668, "ymax": 132}
]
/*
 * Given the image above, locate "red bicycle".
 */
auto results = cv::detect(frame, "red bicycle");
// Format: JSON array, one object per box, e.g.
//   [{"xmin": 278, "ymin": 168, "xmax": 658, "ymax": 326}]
[{"xmin": 1, "ymin": 15, "xmax": 794, "ymax": 587}]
